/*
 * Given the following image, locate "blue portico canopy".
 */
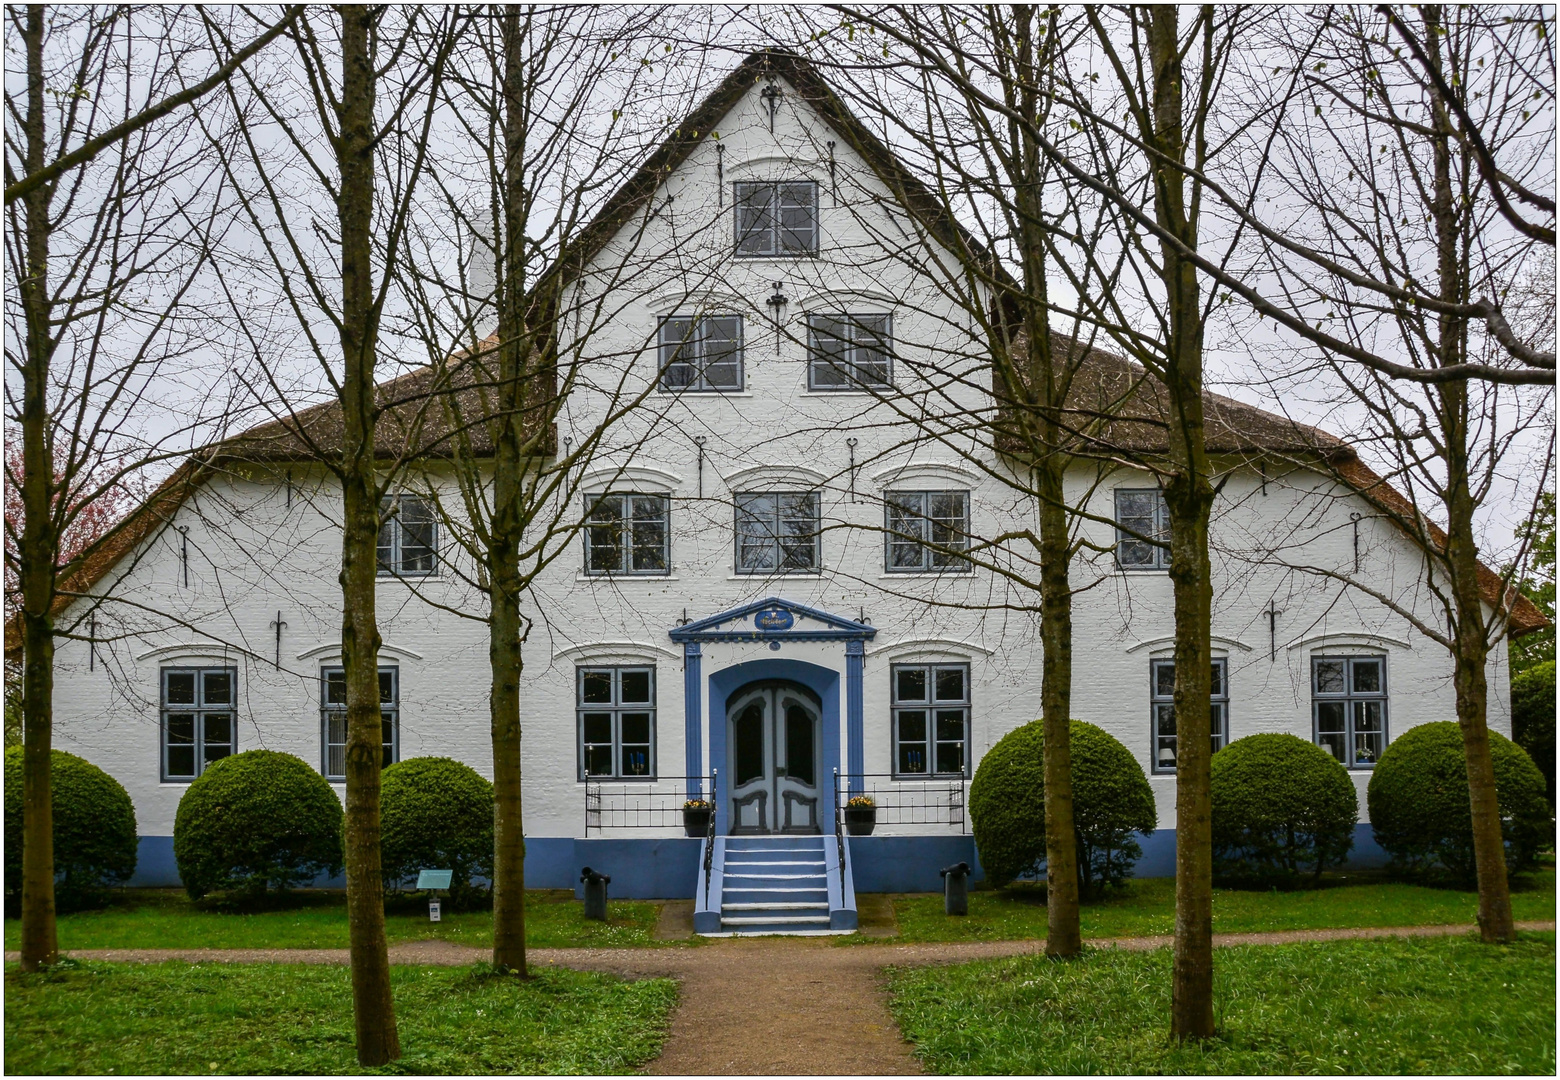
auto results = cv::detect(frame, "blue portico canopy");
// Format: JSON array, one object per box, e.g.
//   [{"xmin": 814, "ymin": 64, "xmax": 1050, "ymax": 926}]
[{"xmin": 668, "ymin": 596, "xmax": 877, "ymax": 644}]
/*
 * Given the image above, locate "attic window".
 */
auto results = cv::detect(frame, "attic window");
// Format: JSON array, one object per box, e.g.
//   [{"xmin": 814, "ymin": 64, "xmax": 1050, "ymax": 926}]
[
  {"xmin": 378, "ymin": 495, "xmax": 437, "ymax": 577},
  {"xmin": 734, "ymin": 181, "xmax": 817, "ymax": 256}
]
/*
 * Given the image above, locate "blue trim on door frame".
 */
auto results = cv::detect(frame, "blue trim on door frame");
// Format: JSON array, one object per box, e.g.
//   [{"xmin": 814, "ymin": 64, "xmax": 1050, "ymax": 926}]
[
  {"xmin": 670, "ymin": 595, "xmax": 877, "ymax": 643},
  {"xmin": 684, "ymin": 641, "xmax": 703, "ymax": 795},
  {"xmin": 845, "ymin": 639, "xmax": 865, "ymax": 795},
  {"xmin": 708, "ymin": 658, "xmax": 841, "ymax": 833}
]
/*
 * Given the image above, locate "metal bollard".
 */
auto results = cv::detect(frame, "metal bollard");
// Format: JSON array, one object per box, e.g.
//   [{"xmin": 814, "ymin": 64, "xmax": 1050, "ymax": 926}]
[
  {"xmin": 580, "ymin": 866, "xmax": 611, "ymax": 921},
  {"xmin": 940, "ymin": 861, "xmax": 970, "ymax": 916}
]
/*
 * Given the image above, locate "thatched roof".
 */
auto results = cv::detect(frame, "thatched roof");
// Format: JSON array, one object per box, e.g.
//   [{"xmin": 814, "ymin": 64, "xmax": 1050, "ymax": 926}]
[{"xmin": 6, "ymin": 49, "xmax": 1545, "ymax": 652}]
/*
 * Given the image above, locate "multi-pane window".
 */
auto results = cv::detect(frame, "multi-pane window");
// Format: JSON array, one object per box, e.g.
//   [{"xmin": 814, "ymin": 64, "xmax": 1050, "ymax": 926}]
[
  {"xmin": 892, "ymin": 664, "xmax": 970, "ymax": 777},
  {"xmin": 1150, "ymin": 659, "xmax": 1228, "ymax": 774},
  {"xmin": 378, "ymin": 495, "xmax": 437, "ymax": 576},
  {"xmin": 161, "ymin": 667, "xmax": 235, "ymax": 781},
  {"xmin": 659, "ymin": 316, "xmax": 743, "ymax": 392},
  {"xmin": 577, "ymin": 667, "xmax": 655, "ymax": 779},
  {"xmin": 321, "ymin": 667, "xmax": 399, "ymax": 781},
  {"xmin": 807, "ymin": 314, "xmax": 892, "ymax": 390},
  {"xmin": 735, "ymin": 491, "xmax": 821, "ymax": 574},
  {"xmin": 585, "ymin": 494, "xmax": 669, "ymax": 575},
  {"xmin": 886, "ymin": 490, "xmax": 971, "ymax": 572},
  {"xmin": 1313, "ymin": 656, "xmax": 1387, "ymax": 768},
  {"xmin": 1115, "ymin": 488, "xmax": 1171, "ymax": 570},
  {"xmin": 734, "ymin": 180, "xmax": 818, "ymax": 256}
]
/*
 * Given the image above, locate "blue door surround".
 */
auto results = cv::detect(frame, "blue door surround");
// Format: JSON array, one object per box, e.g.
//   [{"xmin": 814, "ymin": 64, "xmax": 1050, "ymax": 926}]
[{"xmin": 670, "ymin": 597, "xmax": 876, "ymax": 828}]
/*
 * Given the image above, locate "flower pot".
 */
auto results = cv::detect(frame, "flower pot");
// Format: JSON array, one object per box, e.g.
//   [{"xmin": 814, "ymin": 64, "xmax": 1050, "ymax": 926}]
[
  {"xmin": 683, "ymin": 807, "xmax": 713, "ymax": 838},
  {"xmin": 844, "ymin": 807, "xmax": 877, "ymax": 836}
]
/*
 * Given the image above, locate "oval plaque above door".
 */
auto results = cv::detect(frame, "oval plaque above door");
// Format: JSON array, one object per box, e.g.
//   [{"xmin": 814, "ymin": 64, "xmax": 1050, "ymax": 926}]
[{"xmin": 754, "ymin": 606, "xmax": 794, "ymax": 631}]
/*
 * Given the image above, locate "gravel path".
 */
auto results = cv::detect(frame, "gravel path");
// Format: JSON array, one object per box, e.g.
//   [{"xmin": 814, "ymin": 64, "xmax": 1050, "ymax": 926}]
[{"xmin": 8, "ymin": 921, "xmax": 1553, "ymax": 1076}]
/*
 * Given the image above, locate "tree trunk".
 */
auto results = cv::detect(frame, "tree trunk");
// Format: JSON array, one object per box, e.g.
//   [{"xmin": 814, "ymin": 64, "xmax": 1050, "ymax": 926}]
[
  {"xmin": 1037, "ymin": 455, "xmax": 1081, "ymax": 954},
  {"xmin": 17, "ymin": 4, "xmax": 59, "ymax": 974},
  {"xmin": 1419, "ymin": 4, "xmax": 1515, "ymax": 945},
  {"xmin": 1008, "ymin": 4, "xmax": 1082, "ymax": 958},
  {"xmin": 487, "ymin": 4, "xmax": 532, "ymax": 975},
  {"xmin": 336, "ymin": 7, "xmax": 399, "ymax": 1065},
  {"xmin": 1144, "ymin": 5, "xmax": 1218, "ymax": 1041}
]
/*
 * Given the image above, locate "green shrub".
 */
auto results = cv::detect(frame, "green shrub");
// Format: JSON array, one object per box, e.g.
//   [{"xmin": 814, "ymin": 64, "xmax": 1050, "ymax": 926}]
[
  {"xmin": 1367, "ymin": 721, "xmax": 1553, "ymax": 882},
  {"xmin": 4, "ymin": 746, "xmax": 137, "ymax": 909},
  {"xmin": 1511, "ymin": 660, "xmax": 1555, "ymax": 806},
  {"xmin": 380, "ymin": 756, "xmax": 493, "ymax": 908},
  {"xmin": 971, "ymin": 720, "xmax": 1158, "ymax": 894},
  {"xmin": 173, "ymin": 750, "xmax": 343, "ymax": 900},
  {"xmin": 1211, "ymin": 733, "xmax": 1358, "ymax": 883}
]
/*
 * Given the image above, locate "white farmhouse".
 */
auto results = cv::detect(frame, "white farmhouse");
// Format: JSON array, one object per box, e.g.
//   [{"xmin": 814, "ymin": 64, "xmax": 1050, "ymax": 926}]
[{"xmin": 29, "ymin": 52, "xmax": 1544, "ymax": 932}]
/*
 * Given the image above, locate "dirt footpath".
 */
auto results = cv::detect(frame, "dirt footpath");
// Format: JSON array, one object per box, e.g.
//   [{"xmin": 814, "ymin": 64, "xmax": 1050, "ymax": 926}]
[{"xmin": 8, "ymin": 921, "xmax": 1554, "ymax": 1076}]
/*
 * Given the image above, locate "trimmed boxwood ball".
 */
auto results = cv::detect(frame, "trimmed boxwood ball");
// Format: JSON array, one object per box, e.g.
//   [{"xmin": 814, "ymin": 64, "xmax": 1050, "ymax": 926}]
[
  {"xmin": 380, "ymin": 756, "xmax": 494, "ymax": 908},
  {"xmin": 970, "ymin": 719, "xmax": 1158, "ymax": 893},
  {"xmin": 4, "ymin": 745, "xmax": 137, "ymax": 909},
  {"xmin": 1210, "ymin": 733, "xmax": 1357, "ymax": 883},
  {"xmin": 1510, "ymin": 660, "xmax": 1555, "ymax": 806},
  {"xmin": 174, "ymin": 749, "xmax": 343, "ymax": 900},
  {"xmin": 1367, "ymin": 721, "xmax": 1553, "ymax": 882}
]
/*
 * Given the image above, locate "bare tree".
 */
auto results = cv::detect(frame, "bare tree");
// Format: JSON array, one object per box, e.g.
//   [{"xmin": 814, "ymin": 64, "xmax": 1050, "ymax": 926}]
[
  {"xmin": 3, "ymin": 4, "xmax": 292, "ymax": 973},
  {"xmin": 1230, "ymin": 4, "xmax": 1555, "ymax": 943},
  {"xmin": 395, "ymin": 3, "xmax": 682, "ymax": 976},
  {"xmin": 201, "ymin": 6, "xmax": 456, "ymax": 1063}
]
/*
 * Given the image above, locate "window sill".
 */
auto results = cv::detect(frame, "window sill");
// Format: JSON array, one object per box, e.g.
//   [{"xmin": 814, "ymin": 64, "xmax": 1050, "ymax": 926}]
[
  {"xmin": 888, "ymin": 774, "xmax": 970, "ymax": 782},
  {"xmin": 878, "ymin": 571, "xmax": 974, "ymax": 580},
  {"xmin": 377, "ymin": 574, "xmax": 443, "ymax": 582},
  {"xmin": 726, "ymin": 572, "xmax": 823, "ymax": 580},
  {"xmin": 804, "ymin": 388, "xmax": 894, "ymax": 396},
  {"xmin": 579, "ymin": 777, "xmax": 660, "ymax": 784},
  {"xmin": 578, "ymin": 573, "xmax": 680, "ymax": 582},
  {"xmin": 657, "ymin": 390, "xmax": 755, "ymax": 397},
  {"xmin": 732, "ymin": 252, "xmax": 819, "ymax": 262}
]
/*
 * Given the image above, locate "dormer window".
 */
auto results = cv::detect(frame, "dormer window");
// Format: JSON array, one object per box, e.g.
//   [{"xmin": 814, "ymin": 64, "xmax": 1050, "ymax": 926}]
[
  {"xmin": 735, "ymin": 181, "xmax": 817, "ymax": 257},
  {"xmin": 659, "ymin": 316, "xmax": 743, "ymax": 391}
]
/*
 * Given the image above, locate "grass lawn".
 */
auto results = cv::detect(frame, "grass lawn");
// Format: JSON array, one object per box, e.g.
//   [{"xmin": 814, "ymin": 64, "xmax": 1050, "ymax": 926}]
[
  {"xmin": 4, "ymin": 959, "xmax": 676, "ymax": 1075},
  {"xmin": 874, "ymin": 868, "xmax": 1556, "ymax": 943},
  {"xmin": 887, "ymin": 931, "xmax": 1557, "ymax": 1074},
  {"xmin": 3, "ymin": 889, "xmax": 666, "ymax": 952}
]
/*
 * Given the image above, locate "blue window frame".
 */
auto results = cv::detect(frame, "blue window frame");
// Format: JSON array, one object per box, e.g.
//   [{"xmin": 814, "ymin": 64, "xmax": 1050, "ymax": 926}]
[
  {"xmin": 1115, "ymin": 488, "xmax": 1170, "ymax": 570},
  {"xmin": 321, "ymin": 666, "xmax": 399, "ymax": 781},
  {"xmin": 161, "ymin": 667, "xmax": 235, "ymax": 781},
  {"xmin": 892, "ymin": 663, "xmax": 970, "ymax": 778},
  {"xmin": 578, "ymin": 666, "xmax": 656, "ymax": 780},
  {"xmin": 1150, "ymin": 659, "xmax": 1228, "ymax": 774},
  {"xmin": 1312, "ymin": 656, "xmax": 1387, "ymax": 768}
]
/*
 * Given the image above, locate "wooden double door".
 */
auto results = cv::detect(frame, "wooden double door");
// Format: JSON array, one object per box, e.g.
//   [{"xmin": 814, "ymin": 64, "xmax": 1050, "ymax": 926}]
[{"xmin": 726, "ymin": 680, "xmax": 822, "ymax": 834}]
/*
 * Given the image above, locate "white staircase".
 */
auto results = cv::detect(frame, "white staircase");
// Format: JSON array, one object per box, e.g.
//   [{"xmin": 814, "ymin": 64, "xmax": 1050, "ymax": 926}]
[{"xmin": 709, "ymin": 835, "xmax": 846, "ymax": 936}]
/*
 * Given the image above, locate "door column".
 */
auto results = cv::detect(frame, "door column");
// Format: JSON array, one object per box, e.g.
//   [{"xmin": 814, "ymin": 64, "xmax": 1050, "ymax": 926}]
[
  {"xmin": 846, "ymin": 639, "xmax": 864, "ymax": 796},
  {"xmin": 683, "ymin": 641, "xmax": 702, "ymax": 796}
]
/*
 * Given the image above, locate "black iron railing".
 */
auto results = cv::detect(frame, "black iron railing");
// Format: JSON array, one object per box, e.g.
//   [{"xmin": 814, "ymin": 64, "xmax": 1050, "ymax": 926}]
[
  {"xmin": 583, "ymin": 774, "xmax": 712, "ymax": 833},
  {"xmin": 834, "ymin": 772, "xmax": 968, "ymax": 830},
  {"xmin": 703, "ymin": 768, "xmax": 718, "ymax": 905},
  {"xmin": 832, "ymin": 767, "xmax": 847, "ymax": 878}
]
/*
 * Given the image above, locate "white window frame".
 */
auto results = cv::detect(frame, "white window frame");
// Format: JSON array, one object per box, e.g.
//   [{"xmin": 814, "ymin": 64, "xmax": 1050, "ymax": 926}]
[
  {"xmin": 1149, "ymin": 658, "xmax": 1229, "ymax": 774},
  {"xmin": 161, "ymin": 666, "xmax": 236, "ymax": 782},
  {"xmin": 577, "ymin": 666, "xmax": 657, "ymax": 780},
  {"xmin": 734, "ymin": 491, "xmax": 821, "ymax": 574},
  {"xmin": 1312, "ymin": 655, "xmax": 1388, "ymax": 769},
  {"xmin": 377, "ymin": 494, "xmax": 438, "ymax": 577},
  {"xmin": 806, "ymin": 313, "xmax": 892, "ymax": 391},
  {"xmin": 321, "ymin": 666, "xmax": 399, "ymax": 781},
  {"xmin": 891, "ymin": 663, "xmax": 971, "ymax": 778},
  {"xmin": 885, "ymin": 490, "xmax": 971, "ymax": 572},
  {"xmin": 733, "ymin": 180, "xmax": 818, "ymax": 257},
  {"xmin": 584, "ymin": 492, "xmax": 671, "ymax": 576},
  {"xmin": 1115, "ymin": 487, "xmax": 1171, "ymax": 570},
  {"xmin": 658, "ymin": 315, "xmax": 744, "ymax": 392}
]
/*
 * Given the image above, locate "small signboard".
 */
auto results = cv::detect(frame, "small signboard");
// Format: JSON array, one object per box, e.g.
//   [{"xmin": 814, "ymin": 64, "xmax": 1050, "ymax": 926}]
[
  {"xmin": 428, "ymin": 900, "xmax": 442, "ymax": 923},
  {"xmin": 416, "ymin": 869, "xmax": 453, "ymax": 891}
]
